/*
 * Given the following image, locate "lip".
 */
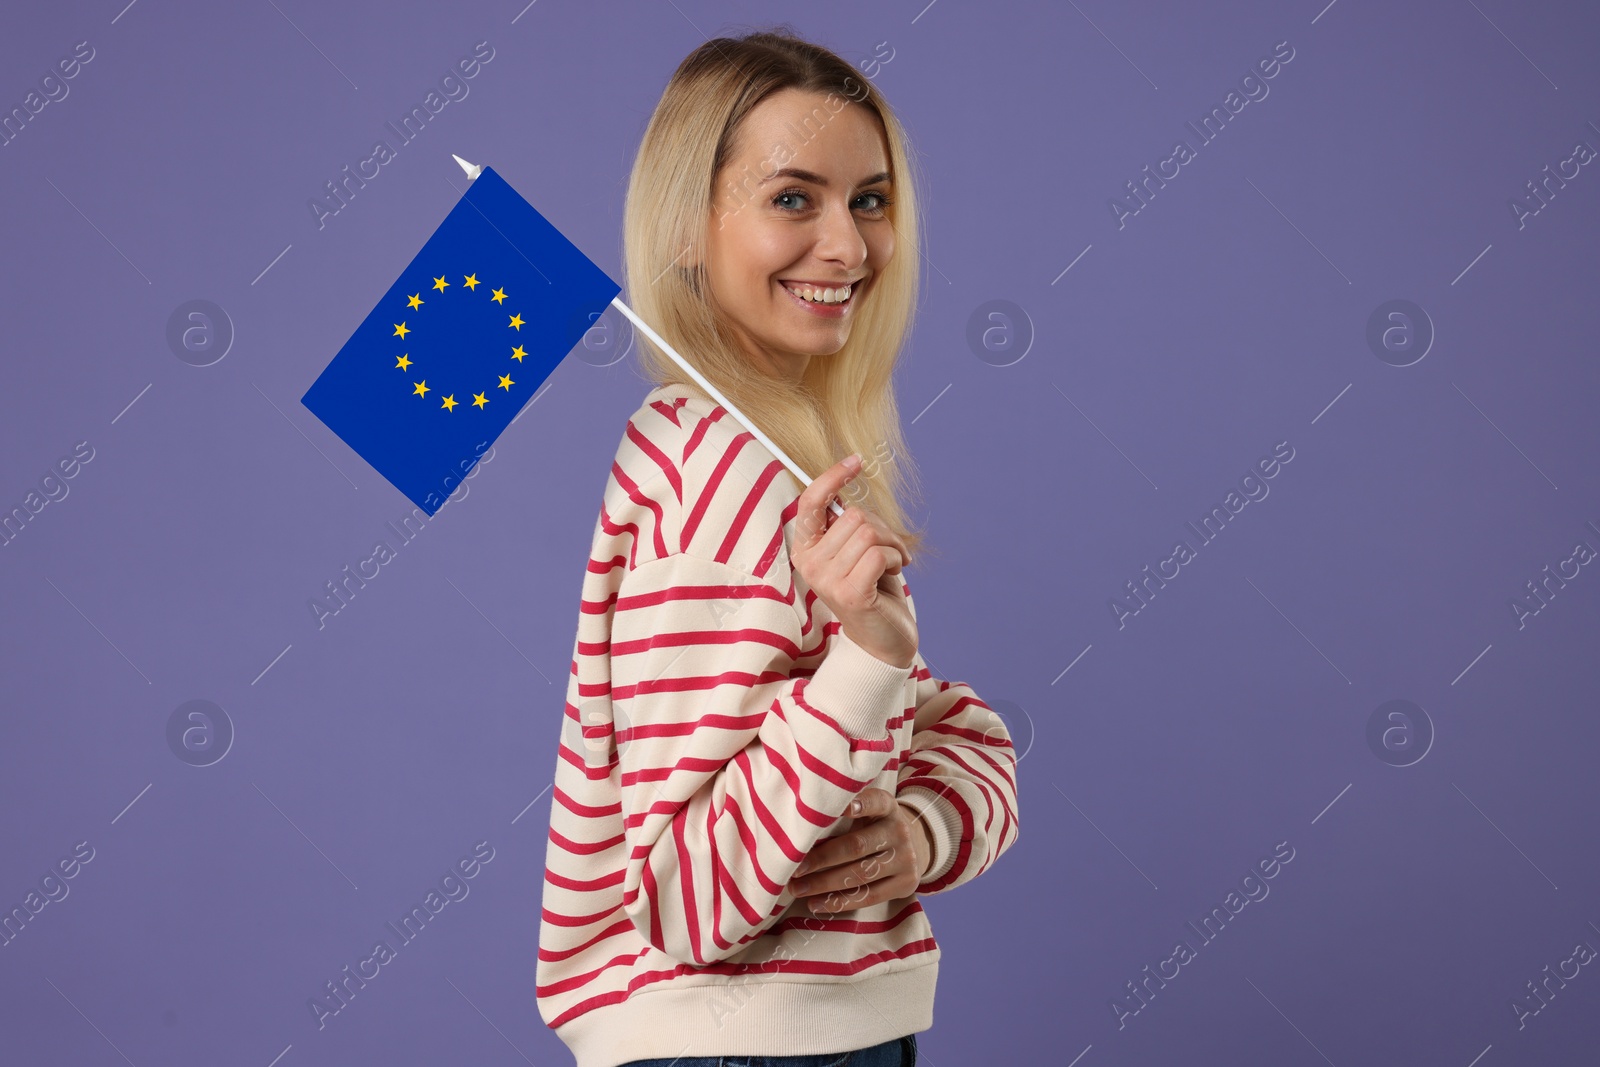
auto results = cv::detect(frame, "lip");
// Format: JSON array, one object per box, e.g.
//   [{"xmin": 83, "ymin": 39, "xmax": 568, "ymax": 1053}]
[{"xmin": 777, "ymin": 277, "xmax": 865, "ymax": 319}]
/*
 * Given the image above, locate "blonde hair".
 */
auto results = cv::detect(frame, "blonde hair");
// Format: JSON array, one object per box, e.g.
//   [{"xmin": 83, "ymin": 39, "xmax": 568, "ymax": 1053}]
[{"xmin": 621, "ymin": 26, "xmax": 932, "ymax": 560}]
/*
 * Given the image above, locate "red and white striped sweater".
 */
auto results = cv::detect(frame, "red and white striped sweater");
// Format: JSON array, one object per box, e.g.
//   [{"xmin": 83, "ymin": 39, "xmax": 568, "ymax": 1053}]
[{"xmin": 536, "ymin": 381, "xmax": 1020, "ymax": 1067}]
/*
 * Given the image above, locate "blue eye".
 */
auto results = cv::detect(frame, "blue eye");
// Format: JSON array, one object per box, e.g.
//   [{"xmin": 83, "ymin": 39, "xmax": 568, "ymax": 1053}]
[{"xmin": 772, "ymin": 188, "xmax": 894, "ymax": 215}]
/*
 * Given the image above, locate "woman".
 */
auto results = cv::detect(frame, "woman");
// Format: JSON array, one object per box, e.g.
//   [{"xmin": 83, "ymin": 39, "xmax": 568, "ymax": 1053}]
[{"xmin": 536, "ymin": 28, "xmax": 1020, "ymax": 1067}]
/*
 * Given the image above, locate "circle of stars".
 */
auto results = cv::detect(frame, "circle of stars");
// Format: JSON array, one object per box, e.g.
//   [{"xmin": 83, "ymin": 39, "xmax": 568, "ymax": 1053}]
[{"xmin": 389, "ymin": 272, "xmax": 528, "ymax": 412}]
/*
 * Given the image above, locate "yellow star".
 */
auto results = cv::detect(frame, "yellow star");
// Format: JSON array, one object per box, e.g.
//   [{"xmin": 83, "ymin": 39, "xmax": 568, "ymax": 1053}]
[
  {"xmin": 413, "ymin": 380, "xmax": 430, "ymax": 397},
  {"xmin": 395, "ymin": 354, "xmax": 412, "ymax": 370},
  {"xmin": 406, "ymin": 293, "xmax": 423, "ymax": 309},
  {"xmin": 490, "ymin": 287, "xmax": 508, "ymax": 304},
  {"xmin": 508, "ymin": 313, "xmax": 524, "ymax": 330},
  {"xmin": 472, "ymin": 392, "xmax": 489, "ymax": 409},
  {"xmin": 498, "ymin": 374, "xmax": 514, "ymax": 391},
  {"xmin": 463, "ymin": 274, "xmax": 480, "ymax": 290},
  {"xmin": 510, "ymin": 345, "xmax": 526, "ymax": 362},
  {"xmin": 441, "ymin": 394, "xmax": 458, "ymax": 411},
  {"xmin": 393, "ymin": 322, "xmax": 410, "ymax": 339},
  {"xmin": 432, "ymin": 275, "xmax": 449, "ymax": 292}
]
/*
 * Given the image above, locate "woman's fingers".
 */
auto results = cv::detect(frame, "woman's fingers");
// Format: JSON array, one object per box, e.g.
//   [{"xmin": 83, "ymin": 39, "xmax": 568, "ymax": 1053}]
[
  {"xmin": 819, "ymin": 513, "xmax": 908, "ymax": 592},
  {"xmin": 796, "ymin": 459, "xmax": 910, "ymax": 572},
  {"xmin": 827, "ymin": 524, "xmax": 888, "ymax": 599},
  {"xmin": 868, "ymin": 517, "xmax": 912, "ymax": 571},
  {"xmin": 789, "ymin": 789, "xmax": 911, "ymax": 890},
  {"xmin": 851, "ymin": 548, "xmax": 907, "ymax": 601},
  {"xmin": 806, "ymin": 881, "xmax": 882, "ymax": 915},
  {"xmin": 824, "ymin": 506, "xmax": 909, "ymax": 572},
  {"xmin": 794, "ymin": 456, "xmax": 863, "ymax": 552},
  {"xmin": 799, "ymin": 844, "xmax": 913, "ymax": 914},
  {"xmin": 788, "ymin": 788, "xmax": 924, "ymax": 914},
  {"xmin": 791, "ymin": 788, "xmax": 895, "ymax": 878},
  {"xmin": 792, "ymin": 471, "xmax": 920, "ymax": 669},
  {"xmin": 853, "ymin": 786, "xmax": 897, "ymax": 819}
]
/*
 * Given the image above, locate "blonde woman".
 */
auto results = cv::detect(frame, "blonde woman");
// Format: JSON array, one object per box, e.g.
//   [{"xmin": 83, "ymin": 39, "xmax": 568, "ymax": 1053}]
[{"xmin": 536, "ymin": 28, "xmax": 1020, "ymax": 1067}]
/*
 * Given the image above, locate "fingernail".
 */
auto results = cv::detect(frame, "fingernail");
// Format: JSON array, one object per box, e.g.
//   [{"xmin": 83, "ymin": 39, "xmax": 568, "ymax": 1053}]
[
  {"xmin": 794, "ymin": 860, "xmax": 810, "ymax": 877},
  {"xmin": 844, "ymin": 453, "xmax": 861, "ymax": 470},
  {"xmin": 851, "ymin": 799, "xmax": 862, "ymax": 815}
]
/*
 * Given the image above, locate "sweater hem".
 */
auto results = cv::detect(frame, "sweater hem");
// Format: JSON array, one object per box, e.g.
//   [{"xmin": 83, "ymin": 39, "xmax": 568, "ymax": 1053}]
[{"xmin": 552, "ymin": 957, "xmax": 938, "ymax": 1067}]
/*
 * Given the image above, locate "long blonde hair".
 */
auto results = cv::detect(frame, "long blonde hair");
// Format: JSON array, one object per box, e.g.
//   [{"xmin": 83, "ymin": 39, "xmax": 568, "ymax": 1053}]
[{"xmin": 621, "ymin": 27, "xmax": 931, "ymax": 559}]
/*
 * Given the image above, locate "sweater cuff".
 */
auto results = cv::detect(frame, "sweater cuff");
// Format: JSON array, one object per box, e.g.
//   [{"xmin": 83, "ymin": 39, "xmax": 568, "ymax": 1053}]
[
  {"xmin": 896, "ymin": 785, "xmax": 965, "ymax": 884},
  {"xmin": 803, "ymin": 630, "xmax": 912, "ymax": 739}
]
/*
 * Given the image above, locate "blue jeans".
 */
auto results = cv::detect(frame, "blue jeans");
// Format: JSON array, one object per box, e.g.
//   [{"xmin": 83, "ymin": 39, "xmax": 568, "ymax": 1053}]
[{"xmin": 617, "ymin": 1033, "xmax": 916, "ymax": 1067}]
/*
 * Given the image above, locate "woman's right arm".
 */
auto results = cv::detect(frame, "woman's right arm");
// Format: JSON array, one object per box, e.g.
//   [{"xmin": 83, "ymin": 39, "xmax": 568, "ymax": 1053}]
[{"xmin": 608, "ymin": 547, "xmax": 911, "ymax": 966}]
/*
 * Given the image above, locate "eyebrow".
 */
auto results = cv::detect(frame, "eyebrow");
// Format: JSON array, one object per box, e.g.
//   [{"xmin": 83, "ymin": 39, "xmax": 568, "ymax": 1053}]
[{"xmin": 761, "ymin": 167, "xmax": 892, "ymax": 189}]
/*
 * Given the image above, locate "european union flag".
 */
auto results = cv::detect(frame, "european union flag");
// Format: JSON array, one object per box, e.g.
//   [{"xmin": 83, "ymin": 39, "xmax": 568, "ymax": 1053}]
[{"xmin": 302, "ymin": 165, "xmax": 620, "ymax": 515}]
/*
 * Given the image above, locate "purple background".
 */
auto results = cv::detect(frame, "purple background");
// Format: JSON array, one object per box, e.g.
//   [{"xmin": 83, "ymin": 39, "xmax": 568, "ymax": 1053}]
[{"xmin": 3, "ymin": 1, "xmax": 1599, "ymax": 1064}]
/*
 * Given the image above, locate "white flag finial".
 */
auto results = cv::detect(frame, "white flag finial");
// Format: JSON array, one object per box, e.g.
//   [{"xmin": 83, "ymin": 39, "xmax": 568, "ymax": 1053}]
[{"xmin": 453, "ymin": 154, "xmax": 484, "ymax": 180}]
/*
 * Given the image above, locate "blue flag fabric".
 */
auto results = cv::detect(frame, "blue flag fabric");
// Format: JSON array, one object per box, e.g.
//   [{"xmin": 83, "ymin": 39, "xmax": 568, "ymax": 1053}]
[{"xmin": 302, "ymin": 166, "xmax": 621, "ymax": 515}]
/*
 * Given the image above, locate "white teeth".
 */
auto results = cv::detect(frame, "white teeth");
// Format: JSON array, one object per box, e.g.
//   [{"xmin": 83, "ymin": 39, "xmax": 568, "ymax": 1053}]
[{"xmin": 783, "ymin": 282, "xmax": 852, "ymax": 304}]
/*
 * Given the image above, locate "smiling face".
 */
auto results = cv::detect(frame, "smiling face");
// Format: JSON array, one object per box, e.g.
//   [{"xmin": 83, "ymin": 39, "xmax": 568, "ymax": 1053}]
[{"xmin": 702, "ymin": 88, "xmax": 896, "ymax": 384}]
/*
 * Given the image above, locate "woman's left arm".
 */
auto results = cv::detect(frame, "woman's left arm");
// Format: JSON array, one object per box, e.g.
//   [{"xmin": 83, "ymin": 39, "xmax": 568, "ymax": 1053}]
[
  {"xmin": 779, "ymin": 582, "xmax": 1022, "ymax": 913},
  {"xmin": 893, "ymin": 582, "xmax": 1020, "ymax": 895}
]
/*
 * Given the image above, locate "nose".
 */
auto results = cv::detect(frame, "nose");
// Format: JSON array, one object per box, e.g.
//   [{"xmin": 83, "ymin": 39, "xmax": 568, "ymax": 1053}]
[{"xmin": 811, "ymin": 198, "xmax": 869, "ymax": 272}]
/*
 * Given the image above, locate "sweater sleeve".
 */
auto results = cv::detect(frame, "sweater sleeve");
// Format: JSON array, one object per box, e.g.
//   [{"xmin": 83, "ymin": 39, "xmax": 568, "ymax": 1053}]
[
  {"xmin": 894, "ymin": 646, "xmax": 1020, "ymax": 895},
  {"xmin": 608, "ymin": 549, "xmax": 913, "ymax": 966}
]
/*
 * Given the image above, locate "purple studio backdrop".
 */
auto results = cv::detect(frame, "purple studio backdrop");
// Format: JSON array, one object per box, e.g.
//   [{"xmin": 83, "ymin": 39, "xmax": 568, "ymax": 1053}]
[{"xmin": 3, "ymin": 1, "xmax": 1599, "ymax": 1064}]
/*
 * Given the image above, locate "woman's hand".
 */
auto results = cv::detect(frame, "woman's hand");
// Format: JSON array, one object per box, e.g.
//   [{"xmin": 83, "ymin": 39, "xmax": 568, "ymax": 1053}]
[
  {"xmin": 792, "ymin": 455, "xmax": 918, "ymax": 669},
  {"xmin": 786, "ymin": 787, "xmax": 933, "ymax": 915}
]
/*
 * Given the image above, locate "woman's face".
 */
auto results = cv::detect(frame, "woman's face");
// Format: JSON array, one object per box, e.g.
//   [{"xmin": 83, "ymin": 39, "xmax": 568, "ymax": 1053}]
[{"xmin": 703, "ymin": 88, "xmax": 895, "ymax": 383}]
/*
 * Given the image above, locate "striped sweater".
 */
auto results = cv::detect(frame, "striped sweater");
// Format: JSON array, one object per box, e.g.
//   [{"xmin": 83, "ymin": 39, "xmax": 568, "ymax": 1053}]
[{"xmin": 536, "ymin": 381, "xmax": 1020, "ymax": 1067}]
